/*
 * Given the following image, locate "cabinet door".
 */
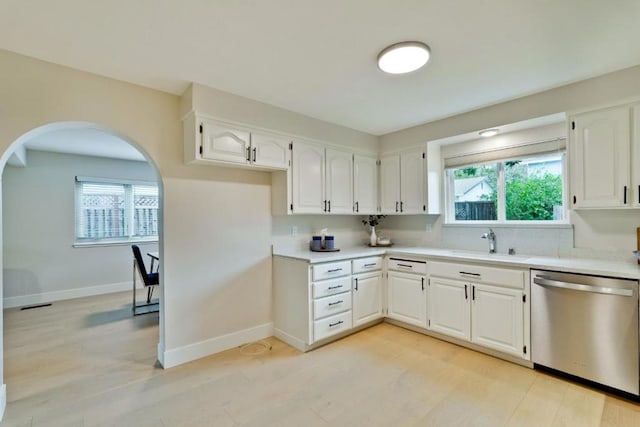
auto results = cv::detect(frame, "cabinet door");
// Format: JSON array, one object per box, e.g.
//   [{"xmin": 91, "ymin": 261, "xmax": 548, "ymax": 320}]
[
  {"xmin": 471, "ymin": 284, "xmax": 524, "ymax": 357},
  {"xmin": 251, "ymin": 132, "xmax": 290, "ymax": 169},
  {"xmin": 571, "ymin": 107, "xmax": 630, "ymax": 208},
  {"xmin": 387, "ymin": 271, "xmax": 426, "ymax": 328},
  {"xmin": 400, "ymin": 149, "xmax": 426, "ymax": 213},
  {"xmin": 353, "ymin": 272, "xmax": 383, "ymax": 327},
  {"xmin": 325, "ymin": 148, "xmax": 354, "ymax": 214},
  {"xmin": 291, "ymin": 141, "xmax": 325, "ymax": 213},
  {"xmin": 632, "ymin": 104, "xmax": 640, "ymax": 207},
  {"xmin": 201, "ymin": 121, "xmax": 251, "ymax": 164},
  {"xmin": 428, "ymin": 277, "xmax": 470, "ymax": 341},
  {"xmin": 380, "ymin": 155, "xmax": 401, "ymax": 214},
  {"xmin": 353, "ymin": 155, "xmax": 378, "ymax": 214}
]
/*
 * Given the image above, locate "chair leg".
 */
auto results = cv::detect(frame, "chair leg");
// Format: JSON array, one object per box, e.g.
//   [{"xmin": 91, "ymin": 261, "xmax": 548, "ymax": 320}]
[
  {"xmin": 133, "ymin": 259, "xmax": 137, "ymax": 314},
  {"xmin": 147, "ymin": 286, "xmax": 153, "ymax": 303}
]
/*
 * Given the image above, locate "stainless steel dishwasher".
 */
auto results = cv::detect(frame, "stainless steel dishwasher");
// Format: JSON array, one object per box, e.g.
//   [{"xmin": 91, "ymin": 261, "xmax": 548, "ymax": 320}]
[{"xmin": 531, "ymin": 269, "xmax": 639, "ymax": 395}]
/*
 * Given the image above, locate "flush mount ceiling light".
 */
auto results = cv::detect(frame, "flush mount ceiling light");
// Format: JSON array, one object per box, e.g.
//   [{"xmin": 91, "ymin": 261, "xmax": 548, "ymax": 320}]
[
  {"xmin": 479, "ymin": 129, "xmax": 499, "ymax": 138},
  {"xmin": 377, "ymin": 41, "xmax": 431, "ymax": 74}
]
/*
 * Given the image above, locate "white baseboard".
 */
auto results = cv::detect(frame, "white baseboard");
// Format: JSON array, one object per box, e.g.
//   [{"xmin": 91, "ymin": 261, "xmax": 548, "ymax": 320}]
[
  {"xmin": 0, "ymin": 384, "xmax": 6, "ymax": 422},
  {"xmin": 3, "ymin": 281, "xmax": 133, "ymax": 308},
  {"xmin": 157, "ymin": 342, "xmax": 165, "ymax": 367},
  {"xmin": 161, "ymin": 322, "xmax": 274, "ymax": 369},
  {"xmin": 273, "ymin": 328, "xmax": 307, "ymax": 352}
]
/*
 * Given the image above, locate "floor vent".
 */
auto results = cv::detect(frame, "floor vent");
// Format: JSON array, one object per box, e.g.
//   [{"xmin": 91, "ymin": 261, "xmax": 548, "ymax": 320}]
[{"xmin": 20, "ymin": 303, "xmax": 52, "ymax": 311}]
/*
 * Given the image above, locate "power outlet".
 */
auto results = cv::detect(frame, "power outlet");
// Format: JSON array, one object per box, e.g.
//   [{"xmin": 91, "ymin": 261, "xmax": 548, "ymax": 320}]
[{"xmin": 291, "ymin": 226, "xmax": 298, "ymax": 236}]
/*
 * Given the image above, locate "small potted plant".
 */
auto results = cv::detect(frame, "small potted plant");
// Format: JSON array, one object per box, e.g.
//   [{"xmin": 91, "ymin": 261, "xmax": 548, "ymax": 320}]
[{"xmin": 362, "ymin": 215, "xmax": 385, "ymax": 246}]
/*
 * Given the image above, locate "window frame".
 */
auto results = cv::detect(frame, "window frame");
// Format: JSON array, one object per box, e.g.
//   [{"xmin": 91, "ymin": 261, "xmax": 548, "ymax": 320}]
[
  {"xmin": 74, "ymin": 177, "xmax": 159, "ymax": 246},
  {"xmin": 444, "ymin": 152, "xmax": 568, "ymax": 225}
]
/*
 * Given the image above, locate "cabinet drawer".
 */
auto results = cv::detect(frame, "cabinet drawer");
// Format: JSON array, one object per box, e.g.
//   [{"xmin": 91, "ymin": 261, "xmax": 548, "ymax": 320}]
[
  {"xmin": 313, "ymin": 276, "xmax": 352, "ymax": 298},
  {"xmin": 388, "ymin": 257, "xmax": 427, "ymax": 275},
  {"xmin": 313, "ymin": 311, "xmax": 353, "ymax": 342},
  {"xmin": 352, "ymin": 256, "xmax": 383, "ymax": 273},
  {"xmin": 429, "ymin": 261, "xmax": 525, "ymax": 289},
  {"xmin": 313, "ymin": 292, "xmax": 352, "ymax": 320},
  {"xmin": 312, "ymin": 261, "xmax": 351, "ymax": 281}
]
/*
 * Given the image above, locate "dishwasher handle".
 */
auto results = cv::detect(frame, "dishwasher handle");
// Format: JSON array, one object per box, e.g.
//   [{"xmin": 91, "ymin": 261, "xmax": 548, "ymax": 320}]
[{"xmin": 533, "ymin": 276, "xmax": 634, "ymax": 297}]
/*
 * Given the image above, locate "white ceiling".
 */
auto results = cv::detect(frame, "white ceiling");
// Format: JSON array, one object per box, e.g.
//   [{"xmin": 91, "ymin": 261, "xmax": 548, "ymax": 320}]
[
  {"xmin": 25, "ymin": 129, "xmax": 146, "ymax": 162},
  {"xmin": 1, "ymin": 1, "xmax": 639, "ymax": 135}
]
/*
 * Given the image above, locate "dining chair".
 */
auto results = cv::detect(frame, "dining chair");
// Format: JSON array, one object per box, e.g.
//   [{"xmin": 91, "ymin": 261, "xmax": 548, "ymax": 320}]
[{"xmin": 131, "ymin": 245, "xmax": 159, "ymax": 315}]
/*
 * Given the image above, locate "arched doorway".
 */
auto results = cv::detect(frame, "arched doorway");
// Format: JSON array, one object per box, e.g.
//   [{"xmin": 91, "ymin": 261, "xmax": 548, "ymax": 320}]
[{"xmin": 0, "ymin": 122, "xmax": 165, "ymax": 415}]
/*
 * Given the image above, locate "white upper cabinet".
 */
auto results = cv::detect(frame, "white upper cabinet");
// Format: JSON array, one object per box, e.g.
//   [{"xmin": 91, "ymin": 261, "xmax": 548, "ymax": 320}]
[
  {"xmin": 400, "ymin": 149, "xmax": 427, "ymax": 214},
  {"xmin": 380, "ymin": 155, "xmax": 401, "ymax": 214},
  {"xmin": 632, "ymin": 104, "xmax": 640, "ymax": 207},
  {"xmin": 201, "ymin": 121, "xmax": 251, "ymax": 164},
  {"xmin": 291, "ymin": 142, "xmax": 356, "ymax": 214},
  {"xmin": 292, "ymin": 141, "xmax": 325, "ymax": 214},
  {"xmin": 570, "ymin": 106, "xmax": 631, "ymax": 208},
  {"xmin": 325, "ymin": 148, "xmax": 354, "ymax": 214},
  {"xmin": 353, "ymin": 155, "xmax": 378, "ymax": 214},
  {"xmin": 380, "ymin": 149, "xmax": 426, "ymax": 214},
  {"xmin": 184, "ymin": 113, "xmax": 290, "ymax": 171},
  {"xmin": 251, "ymin": 132, "xmax": 290, "ymax": 169}
]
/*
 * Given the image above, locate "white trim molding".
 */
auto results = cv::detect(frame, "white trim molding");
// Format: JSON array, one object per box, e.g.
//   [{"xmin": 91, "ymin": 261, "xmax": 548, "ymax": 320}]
[
  {"xmin": 3, "ymin": 281, "xmax": 133, "ymax": 309},
  {"xmin": 161, "ymin": 322, "xmax": 274, "ymax": 369},
  {"xmin": 0, "ymin": 384, "xmax": 6, "ymax": 421}
]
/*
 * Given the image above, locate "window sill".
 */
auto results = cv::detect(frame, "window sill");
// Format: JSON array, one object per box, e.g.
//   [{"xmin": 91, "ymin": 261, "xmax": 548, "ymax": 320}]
[
  {"xmin": 73, "ymin": 238, "xmax": 158, "ymax": 248},
  {"xmin": 443, "ymin": 222, "xmax": 572, "ymax": 229}
]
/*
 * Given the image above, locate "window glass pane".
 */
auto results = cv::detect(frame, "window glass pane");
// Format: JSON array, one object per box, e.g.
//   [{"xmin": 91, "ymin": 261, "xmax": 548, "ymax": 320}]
[
  {"xmin": 133, "ymin": 185, "xmax": 159, "ymax": 237},
  {"xmin": 451, "ymin": 164, "xmax": 497, "ymax": 221},
  {"xmin": 504, "ymin": 154, "xmax": 564, "ymax": 221},
  {"xmin": 77, "ymin": 183, "xmax": 126, "ymax": 239}
]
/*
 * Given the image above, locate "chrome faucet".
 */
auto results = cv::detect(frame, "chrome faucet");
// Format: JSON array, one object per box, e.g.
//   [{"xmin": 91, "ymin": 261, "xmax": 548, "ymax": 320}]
[{"xmin": 482, "ymin": 228, "xmax": 496, "ymax": 253}]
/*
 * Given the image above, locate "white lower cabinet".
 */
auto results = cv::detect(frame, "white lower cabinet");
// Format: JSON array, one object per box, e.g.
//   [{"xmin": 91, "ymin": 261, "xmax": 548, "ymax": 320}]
[
  {"xmin": 273, "ymin": 255, "xmax": 382, "ymax": 352},
  {"xmin": 353, "ymin": 271, "xmax": 383, "ymax": 327},
  {"xmin": 387, "ymin": 258, "xmax": 427, "ymax": 328},
  {"xmin": 314, "ymin": 310, "xmax": 353, "ymax": 342},
  {"xmin": 274, "ymin": 253, "xmax": 529, "ymax": 361},
  {"xmin": 428, "ymin": 261, "xmax": 529, "ymax": 359},
  {"xmin": 471, "ymin": 284, "xmax": 524, "ymax": 356},
  {"xmin": 428, "ymin": 277, "xmax": 470, "ymax": 340}
]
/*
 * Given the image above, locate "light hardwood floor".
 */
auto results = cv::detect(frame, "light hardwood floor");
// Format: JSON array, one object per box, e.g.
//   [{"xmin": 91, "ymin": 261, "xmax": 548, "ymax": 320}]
[{"xmin": 2, "ymin": 291, "xmax": 639, "ymax": 426}]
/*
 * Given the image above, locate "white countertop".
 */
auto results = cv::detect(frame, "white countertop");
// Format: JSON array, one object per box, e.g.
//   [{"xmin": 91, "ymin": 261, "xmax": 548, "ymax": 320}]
[{"xmin": 272, "ymin": 245, "xmax": 640, "ymax": 280}]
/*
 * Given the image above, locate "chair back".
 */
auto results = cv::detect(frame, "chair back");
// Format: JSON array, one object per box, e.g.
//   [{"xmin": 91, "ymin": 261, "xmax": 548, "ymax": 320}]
[{"xmin": 132, "ymin": 245, "xmax": 153, "ymax": 286}]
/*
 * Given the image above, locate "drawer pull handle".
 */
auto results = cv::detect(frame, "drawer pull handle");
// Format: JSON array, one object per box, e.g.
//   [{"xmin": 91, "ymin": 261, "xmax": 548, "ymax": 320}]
[
  {"xmin": 327, "ymin": 285, "xmax": 343, "ymax": 290},
  {"xmin": 397, "ymin": 263, "xmax": 413, "ymax": 269},
  {"xmin": 459, "ymin": 271, "xmax": 481, "ymax": 277},
  {"xmin": 364, "ymin": 263, "xmax": 377, "ymax": 267},
  {"xmin": 328, "ymin": 300, "xmax": 344, "ymax": 306},
  {"xmin": 329, "ymin": 320, "xmax": 344, "ymax": 328},
  {"xmin": 327, "ymin": 268, "xmax": 343, "ymax": 273}
]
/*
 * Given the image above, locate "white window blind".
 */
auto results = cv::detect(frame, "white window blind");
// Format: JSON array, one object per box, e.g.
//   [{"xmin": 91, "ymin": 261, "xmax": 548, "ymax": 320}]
[
  {"xmin": 443, "ymin": 138, "xmax": 566, "ymax": 168},
  {"xmin": 75, "ymin": 178, "xmax": 158, "ymax": 241}
]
